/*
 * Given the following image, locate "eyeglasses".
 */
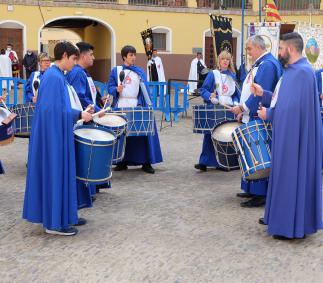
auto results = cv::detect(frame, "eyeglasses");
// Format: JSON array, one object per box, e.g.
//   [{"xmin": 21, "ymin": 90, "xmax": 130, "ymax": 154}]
[{"xmin": 41, "ymin": 59, "xmax": 50, "ymax": 62}]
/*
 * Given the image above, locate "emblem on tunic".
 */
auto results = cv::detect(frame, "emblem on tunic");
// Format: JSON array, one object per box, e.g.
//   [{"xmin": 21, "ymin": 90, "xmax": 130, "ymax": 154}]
[
  {"xmin": 125, "ymin": 76, "xmax": 132, "ymax": 84},
  {"xmin": 222, "ymin": 84, "xmax": 228, "ymax": 94}
]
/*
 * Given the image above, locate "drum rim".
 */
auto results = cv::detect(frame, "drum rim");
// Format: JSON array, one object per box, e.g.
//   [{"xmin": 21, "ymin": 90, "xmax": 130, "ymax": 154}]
[{"xmin": 74, "ymin": 125, "xmax": 117, "ymax": 144}]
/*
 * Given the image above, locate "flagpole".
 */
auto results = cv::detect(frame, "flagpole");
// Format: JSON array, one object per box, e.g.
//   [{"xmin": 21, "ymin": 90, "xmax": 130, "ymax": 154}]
[
  {"xmin": 241, "ymin": 0, "xmax": 245, "ymax": 67},
  {"xmin": 259, "ymin": 0, "xmax": 262, "ymax": 22}
]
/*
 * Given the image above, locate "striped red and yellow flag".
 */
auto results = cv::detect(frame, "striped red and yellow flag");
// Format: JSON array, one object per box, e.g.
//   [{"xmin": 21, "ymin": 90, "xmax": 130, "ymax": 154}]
[{"xmin": 264, "ymin": 0, "xmax": 282, "ymax": 22}]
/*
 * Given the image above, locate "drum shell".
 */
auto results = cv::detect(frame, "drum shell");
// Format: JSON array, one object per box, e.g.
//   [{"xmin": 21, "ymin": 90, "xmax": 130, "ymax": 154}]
[
  {"xmin": 192, "ymin": 104, "xmax": 236, "ymax": 134},
  {"xmin": 10, "ymin": 103, "xmax": 35, "ymax": 138},
  {"xmin": 113, "ymin": 107, "xmax": 154, "ymax": 136},
  {"xmin": 211, "ymin": 121, "xmax": 241, "ymax": 170},
  {"xmin": 93, "ymin": 114, "xmax": 128, "ymax": 163},
  {"xmin": 232, "ymin": 120, "xmax": 272, "ymax": 180},
  {"xmin": 0, "ymin": 107, "xmax": 14, "ymax": 145},
  {"xmin": 74, "ymin": 125, "xmax": 116, "ymax": 185}
]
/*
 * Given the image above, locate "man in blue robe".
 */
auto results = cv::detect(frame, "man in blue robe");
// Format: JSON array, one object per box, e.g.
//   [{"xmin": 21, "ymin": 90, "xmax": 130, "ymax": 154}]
[
  {"xmin": 25, "ymin": 52, "xmax": 51, "ymax": 103},
  {"xmin": 23, "ymin": 42, "xmax": 92, "ymax": 236},
  {"xmin": 254, "ymin": 32, "xmax": 323, "ymax": 239},
  {"xmin": 107, "ymin": 45, "xmax": 163, "ymax": 174},
  {"xmin": 0, "ymin": 95, "xmax": 5, "ymax": 174},
  {"xmin": 231, "ymin": 35, "xmax": 282, "ymax": 207},
  {"xmin": 66, "ymin": 41, "xmax": 110, "ymax": 204}
]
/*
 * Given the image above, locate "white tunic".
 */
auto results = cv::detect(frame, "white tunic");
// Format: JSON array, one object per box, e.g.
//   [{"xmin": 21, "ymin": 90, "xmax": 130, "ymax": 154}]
[
  {"xmin": 213, "ymin": 70, "xmax": 236, "ymax": 106},
  {"xmin": 188, "ymin": 57, "xmax": 206, "ymax": 93},
  {"xmin": 117, "ymin": 69, "xmax": 140, "ymax": 108},
  {"xmin": 0, "ymin": 54, "xmax": 13, "ymax": 88},
  {"xmin": 146, "ymin": 56, "xmax": 165, "ymax": 82}
]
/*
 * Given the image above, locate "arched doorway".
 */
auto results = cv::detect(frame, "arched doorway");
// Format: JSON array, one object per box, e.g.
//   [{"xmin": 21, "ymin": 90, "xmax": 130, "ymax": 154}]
[
  {"xmin": 38, "ymin": 16, "xmax": 116, "ymax": 82},
  {"xmin": 0, "ymin": 20, "xmax": 26, "ymax": 78}
]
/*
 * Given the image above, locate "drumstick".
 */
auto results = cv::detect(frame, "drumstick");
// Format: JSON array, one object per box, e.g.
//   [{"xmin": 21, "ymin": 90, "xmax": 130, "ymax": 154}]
[
  {"xmin": 102, "ymin": 94, "xmax": 110, "ymax": 109},
  {"xmin": 233, "ymin": 131, "xmax": 250, "ymax": 171},
  {"xmin": 76, "ymin": 107, "xmax": 109, "ymax": 124},
  {"xmin": 237, "ymin": 127, "xmax": 258, "ymax": 166},
  {"xmin": 219, "ymin": 102, "xmax": 232, "ymax": 110}
]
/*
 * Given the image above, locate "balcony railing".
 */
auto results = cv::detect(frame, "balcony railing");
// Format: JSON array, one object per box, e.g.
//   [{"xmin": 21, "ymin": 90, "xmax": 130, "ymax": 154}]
[
  {"xmin": 276, "ymin": 0, "xmax": 320, "ymax": 10},
  {"xmin": 197, "ymin": 0, "xmax": 252, "ymax": 10},
  {"xmin": 50, "ymin": 0, "xmax": 117, "ymax": 3},
  {"xmin": 128, "ymin": 0, "xmax": 187, "ymax": 7}
]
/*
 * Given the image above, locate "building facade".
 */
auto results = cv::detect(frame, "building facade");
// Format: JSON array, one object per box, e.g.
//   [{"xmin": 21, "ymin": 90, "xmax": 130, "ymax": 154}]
[{"xmin": 0, "ymin": 0, "xmax": 322, "ymax": 81}]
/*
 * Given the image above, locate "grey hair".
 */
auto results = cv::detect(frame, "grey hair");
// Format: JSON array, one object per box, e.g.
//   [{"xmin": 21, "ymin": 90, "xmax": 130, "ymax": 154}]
[{"xmin": 247, "ymin": 35, "xmax": 266, "ymax": 50}]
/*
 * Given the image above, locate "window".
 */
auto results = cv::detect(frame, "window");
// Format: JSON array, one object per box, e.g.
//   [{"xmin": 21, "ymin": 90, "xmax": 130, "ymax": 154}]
[
  {"xmin": 152, "ymin": 26, "xmax": 172, "ymax": 53},
  {"xmin": 153, "ymin": 33, "xmax": 166, "ymax": 51}
]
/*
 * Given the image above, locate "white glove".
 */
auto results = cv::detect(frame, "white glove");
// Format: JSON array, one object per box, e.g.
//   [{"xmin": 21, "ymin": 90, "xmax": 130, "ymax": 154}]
[{"xmin": 210, "ymin": 97, "xmax": 219, "ymax": 105}]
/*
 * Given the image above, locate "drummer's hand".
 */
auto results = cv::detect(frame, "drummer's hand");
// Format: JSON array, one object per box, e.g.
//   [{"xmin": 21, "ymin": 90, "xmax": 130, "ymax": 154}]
[
  {"xmin": 257, "ymin": 107, "xmax": 267, "ymax": 120},
  {"xmin": 98, "ymin": 111, "xmax": 106, "ymax": 118},
  {"xmin": 32, "ymin": 96, "xmax": 37, "ymax": 103},
  {"xmin": 250, "ymin": 83, "xmax": 264, "ymax": 97},
  {"xmin": 231, "ymin": 105, "xmax": 242, "ymax": 115},
  {"xmin": 82, "ymin": 111, "xmax": 92, "ymax": 122},
  {"xmin": 117, "ymin": 84, "xmax": 123, "ymax": 93},
  {"xmin": 320, "ymin": 93, "xmax": 323, "ymax": 100},
  {"xmin": 236, "ymin": 113, "xmax": 243, "ymax": 122},
  {"xmin": 85, "ymin": 104, "xmax": 95, "ymax": 114},
  {"xmin": 0, "ymin": 96, "xmax": 3, "ymax": 103}
]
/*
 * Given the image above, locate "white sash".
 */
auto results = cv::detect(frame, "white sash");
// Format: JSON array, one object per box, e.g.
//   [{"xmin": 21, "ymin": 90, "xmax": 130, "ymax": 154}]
[
  {"xmin": 87, "ymin": 76, "xmax": 97, "ymax": 103},
  {"xmin": 67, "ymin": 84, "xmax": 83, "ymax": 111},
  {"xmin": 270, "ymin": 78, "xmax": 282, "ymax": 108}
]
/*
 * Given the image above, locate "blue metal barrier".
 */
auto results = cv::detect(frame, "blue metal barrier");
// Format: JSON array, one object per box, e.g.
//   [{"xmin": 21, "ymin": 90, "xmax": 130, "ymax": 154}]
[
  {"xmin": 148, "ymin": 81, "xmax": 189, "ymax": 122},
  {"xmin": 1, "ymin": 77, "xmax": 189, "ymax": 122},
  {"xmin": 0, "ymin": 77, "xmax": 26, "ymax": 106}
]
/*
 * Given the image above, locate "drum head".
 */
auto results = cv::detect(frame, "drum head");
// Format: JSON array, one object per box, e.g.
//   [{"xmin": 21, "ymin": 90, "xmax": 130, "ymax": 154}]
[
  {"xmin": 93, "ymin": 114, "xmax": 127, "ymax": 127},
  {"xmin": 212, "ymin": 122, "xmax": 242, "ymax": 142},
  {"xmin": 0, "ymin": 107, "xmax": 10, "ymax": 124},
  {"xmin": 74, "ymin": 128, "xmax": 115, "ymax": 142}
]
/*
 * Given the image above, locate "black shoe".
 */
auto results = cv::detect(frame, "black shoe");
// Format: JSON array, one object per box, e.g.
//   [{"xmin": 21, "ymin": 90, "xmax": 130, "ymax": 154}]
[
  {"xmin": 142, "ymin": 164, "xmax": 155, "ymax": 174},
  {"xmin": 114, "ymin": 163, "xmax": 128, "ymax": 171},
  {"xmin": 45, "ymin": 226, "xmax": 78, "ymax": 236},
  {"xmin": 194, "ymin": 164, "xmax": 207, "ymax": 172},
  {"xmin": 236, "ymin": 192, "xmax": 253, "ymax": 198},
  {"xmin": 258, "ymin": 218, "xmax": 266, "ymax": 225},
  {"xmin": 240, "ymin": 197, "xmax": 266, "ymax": 208},
  {"xmin": 96, "ymin": 188, "xmax": 100, "ymax": 193},
  {"xmin": 273, "ymin": 235, "xmax": 291, "ymax": 240},
  {"xmin": 91, "ymin": 196, "xmax": 96, "ymax": 203},
  {"xmin": 74, "ymin": 217, "xmax": 87, "ymax": 226}
]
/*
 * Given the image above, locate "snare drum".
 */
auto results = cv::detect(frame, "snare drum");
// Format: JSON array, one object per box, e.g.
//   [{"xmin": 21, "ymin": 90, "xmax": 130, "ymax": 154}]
[
  {"xmin": 192, "ymin": 104, "xmax": 235, "ymax": 134},
  {"xmin": 10, "ymin": 103, "xmax": 35, "ymax": 137},
  {"xmin": 232, "ymin": 119, "xmax": 272, "ymax": 180},
  {"xmin": 0, "ymin": 107, "xmax": 14, "ymax": 145},
  {"xmin": 74, "ymin": 125, "xmax": 116, "ymax": 185},
  {"xmin": 211, "ymin": 121, "xmax": 242, "ymax": 170},
  {"xmin": 113, "ymin": 107, "xmax": 154, "ymax": 136},
  {"xmin": 93, "ymin": 113, "xmax": 128, "ymax": 163}
]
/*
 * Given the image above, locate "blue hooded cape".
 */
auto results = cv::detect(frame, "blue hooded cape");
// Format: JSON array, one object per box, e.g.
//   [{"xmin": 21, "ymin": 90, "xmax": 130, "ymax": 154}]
[
  {"xmin": 23, "ymin": 65, "xmax": 81, "ymax": 230},
  {"xmin": 66, "ymin": 64, "xmax": 101, "ymax": 113},
  {"xmin": 263, "ymin": 58, "xmax": 323, "ymax": 238},
  {"xmin": 108, "ymin": 64, "xmax": 163, "ymax": 165},
  {"xmin": 67, "ymin": 64, "xmax": 109, "ymax": 201},
  {"xmin": 245, "ymin": 52, "xmax": 282, "ymax": 117},
  {"xmin": 198, "ymin": 70, "xmax": 240, "ymax": 167}
]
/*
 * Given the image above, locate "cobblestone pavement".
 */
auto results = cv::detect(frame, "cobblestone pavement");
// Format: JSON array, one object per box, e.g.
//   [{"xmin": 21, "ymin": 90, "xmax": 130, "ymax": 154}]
[{"xmin": 1, "ymin": 110, "xmax": 323, "ymax": 283}]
